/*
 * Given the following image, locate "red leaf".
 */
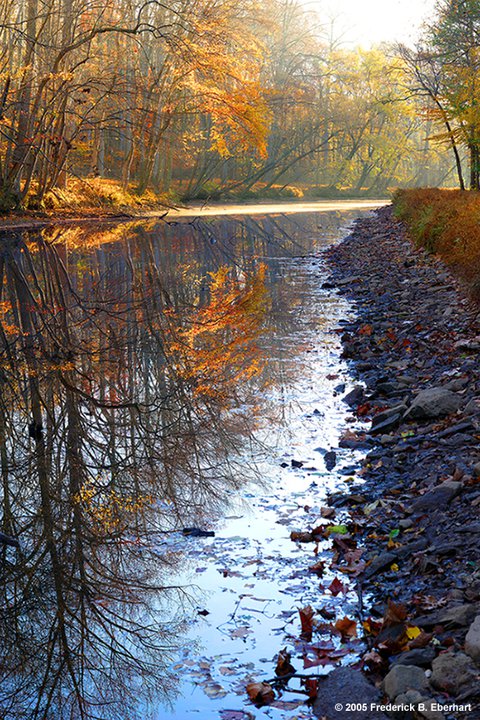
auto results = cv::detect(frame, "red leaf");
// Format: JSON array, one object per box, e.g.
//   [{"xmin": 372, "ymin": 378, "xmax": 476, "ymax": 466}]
[
  {"xmin": 299, "ymin": 605, "xmax": 314, "ymax": 638},
  {"xmin": 328, "ymin": 577, "xmax": 347, "ymax": 596}
]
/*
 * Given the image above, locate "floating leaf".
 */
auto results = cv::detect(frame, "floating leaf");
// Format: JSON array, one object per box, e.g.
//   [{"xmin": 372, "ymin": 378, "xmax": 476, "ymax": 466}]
[
  {"xmin": 275, "ymin": 648, "xmax": 296, "ymax": 677},
  {"xmin": 334, "ymin": 616, "xmax": 357, "ymax": 640},
  {"xmin": 308, "ymin": 560, "xmax": 326, "ymax": 577},
  {"xmin": 246, "ymin": 681, "xmax": 275, "ymax": 706},
  {"xmin": 299, "ymin": 605, "xmax": 315, "ymax": 638},
  {"xmin": 328, "ymin": 577, "xmax": 347, "ymax": 596}
]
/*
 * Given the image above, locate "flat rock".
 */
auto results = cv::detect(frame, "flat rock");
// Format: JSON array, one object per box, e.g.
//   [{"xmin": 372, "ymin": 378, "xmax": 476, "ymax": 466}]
[
  {"xmin": 313, "ymin": 667, "xmax": 387, "ymax": 719},
  {"xmin": 343, "ymin": 385, "xmax": 365, "ymax": 407},
  {"xmin": 382, "ymin": 664, "xmax": 427, "ymax": 699},
  {"xmin": 411, "ymin": 481, "xmax": 462, "ymax": 513},
  {"xmin": 415, "ymin": 603, "xmax": 478, "ymax": 629},
  {"xmin": 404, "ymin": 387, "xmax": 463, "ymax": 420},
  {"xmin": 336, "ymin": 275, "xmax": 363, "ymax": 286},
  {"xmin": 364, "ymin": 551, "xmax": 398, "ymax": 579},
  {"xmin": 430, "ymin": 652, "xmax": 476, "ymax": 694},
  {"xmin": 391, "ymin": 647, "xmax": 436, "ymax": 668},
  {"xmin": 465, "ymin": 615, "xmax": 480, "ymax": 664}
]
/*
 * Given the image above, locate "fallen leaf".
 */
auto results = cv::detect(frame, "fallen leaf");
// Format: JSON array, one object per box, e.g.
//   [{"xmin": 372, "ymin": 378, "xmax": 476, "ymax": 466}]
[
  {"xmin": 299, "ymin": 605, "xmax": 315, "ymax": 638},
  {"xmin": 321, "ymin": 506, "xmax": 336, "ymax": 519},
  {"xmin": 246, "ymin": 681, "xmax": 275, "ymax": 706},
  {"xmin": 290, "ymin": 531, "xmax": 314, "ymax": 543},
  {"xmin": 328, "ymin": 577, "xmax": 347, "ymax": 596},
  {"xmin": 334, "ymin": 616, "xmax": 357, "ymax": 640},
  {"xmin": 229, "ymin": 626, "xmax": 251, "ymax": 639},
  {"xmin": 302, "ymin": 677, "xmax": 319, "ymax": 701},
  {"xmin": 405, "ymin": 626, "xmax": 422, "ymax": 640},
  {"xmin": 308, "ymin": 560, "xmax": 326, "ymax": 576},
  {"xmin": 275, "ymin": 648, "xmax": 296, "ymax": 677}
]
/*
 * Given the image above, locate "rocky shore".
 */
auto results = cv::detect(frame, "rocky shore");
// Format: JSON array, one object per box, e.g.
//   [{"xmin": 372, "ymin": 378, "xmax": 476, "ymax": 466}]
[{"xmin": 315, "ymin": 206, "xmax": 480, "ymax": 720}]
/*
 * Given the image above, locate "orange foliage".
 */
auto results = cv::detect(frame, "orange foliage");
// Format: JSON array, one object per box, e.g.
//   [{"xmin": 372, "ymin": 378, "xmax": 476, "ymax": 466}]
[
  {"xmin": 393, "ymin": 188, "xmax": 480, "ymax": 295},
  {"xmin": 166, "ymin": 263, "xmax": 268, "ymax": 404}
]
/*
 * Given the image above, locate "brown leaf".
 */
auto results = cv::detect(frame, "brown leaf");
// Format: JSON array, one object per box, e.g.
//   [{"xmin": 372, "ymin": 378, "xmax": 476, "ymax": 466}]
[
  {"xmin": 299, "ymin": 605, "xmax": 314, "ymax": 638},
  {"xmin": 302, "ymin": 677, "xmax": 319, "ymax": 701},
  {"xmin": 328, "ymin": 577, "xmax": 347, "ymax": 596},
  {"xmin": 334, "ymin": 616, "xmax": 357, "ymax": 640},
  {"xmin": 383, "ymin": 599, "xmax": 408, "ymax": 627},
  {"xmin": 308, "ymin": 560, "xmax": 326, "ymax": 577},
  {"xmin": 290, "ymin": 530, "xmax": 314, "ymax": 543},
  {"xmin": 246, "ymin": 681, "xmax": 275, "ymax": 706},
  {"xmin": 275, "ymin": 648, "xmax": 296, "ymax": 677},
  {"xmin": 321, "ymin": 506, "xmax": 336, "ymax": 519}
]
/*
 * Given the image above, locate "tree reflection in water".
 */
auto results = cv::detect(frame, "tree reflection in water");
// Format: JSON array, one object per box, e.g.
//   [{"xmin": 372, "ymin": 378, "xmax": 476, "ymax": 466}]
[{"xmin": 0, "ymin": 211, "xmax": 341, "ymax": 719}]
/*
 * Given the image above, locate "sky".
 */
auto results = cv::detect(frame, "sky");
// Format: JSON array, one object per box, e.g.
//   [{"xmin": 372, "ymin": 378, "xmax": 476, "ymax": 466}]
[{"xmin": 303, "ymin": 0, "xmax": 438, "ymax": 47}]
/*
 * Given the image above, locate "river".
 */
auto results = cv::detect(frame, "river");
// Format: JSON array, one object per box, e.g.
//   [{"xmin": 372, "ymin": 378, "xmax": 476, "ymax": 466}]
[{"xmin": 0, "ymin": 200, "xmax": 385, "ymax": 720}]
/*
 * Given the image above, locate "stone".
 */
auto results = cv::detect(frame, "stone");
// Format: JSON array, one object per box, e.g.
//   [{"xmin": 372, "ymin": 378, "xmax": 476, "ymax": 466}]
[
  {"xmin": 465, "ymin": 398, "xmax": 480, "ymax": 416},
  {"xmin": 370, "ymin": 412, "xmax": 404, "ymax": 435},
  {"xmin": 343, "ymin": 385, "xmax": 365, "ymax": 407},
  {"xmin": 364, "ymin": 551, "xmax": 398, "ymax": 579},
  {"xmin": 415, "ymin": 603, "xmax": 478, "ymax": 629},
  {"xmin": 323, "ymin": 450, "xmax": 337, "ymax": 471},
  {"xmin": 391, "ymin": 647, "xmax": 436, "ymax": 668},
  {"xmin": 411, "ymin": 481, "xmax": 462, "ymax": 513},
  {"xmin": 388, "ymin": 690, "xmax": 423, "ymax": 720},
  {"xmin": 465, "ymin": 615, "xmax": 480, "ymax": 664},
  {"xmin": 313, "ymin": 667, "xmax": 387, "ymax": 719},
  {"xmin": 336, "ymin": 275, "xmax": 363, "ymax": 286},
  {"xmin": 404, "ymin": 387, "xmax": 463, "ymax": 420},
  {"xmin": 390, "ymin": 691, "xmax": 444, "ymax": 720},
  {"xmin": 382, "ymin": 664, "xmax": 428, "ymax": 699},
  {"xmin": 430, "ymin": 652, "xmax": 476, "ymax": 694}
]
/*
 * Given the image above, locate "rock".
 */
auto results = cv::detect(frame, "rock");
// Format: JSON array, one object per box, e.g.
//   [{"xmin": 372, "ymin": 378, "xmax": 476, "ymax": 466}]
[
  {"xmin": 391, "ymin": 647, "xmax": 436, "ymax": 668},
  {"xmin": 382, "ymin": 664, "xmax": 427, "ymax": 699},
  {"xmin": 465, "ymin": 615, "xmax": 480, "ymax": 664},
  {"xmin": 291, "ymin": 459, "xmax": 303, "ymax": 468},
  {"xmin": 390, "ymin": 691, "xmax": 444, "ymax": 720},
  {"xmin": 370, "ymin": 412, "xmax": 404, "ymax": 435},
  {"xmin": 313, "ymin": 667, "xmax": 387, "ymax": 719},
  {"xmin": 343, "ymin": 385, "xmax": 365, "ymax": 407},
  {"xmin": 411, "ymin": 480, "xmax": 462, "ymax": 513},
  {"xmin": 404, "ymin": 387, "xmax": 463, "ymax": 420},
  {"xmin": 323, "ymin": 450, "xmax": 337, "ymax": 471},
  {"xmin": 372, "ymin": 404, "xmax": 408, "ymax": 427},
  {"xmin": 465, "ymin": 398, "xmax": 480, "ymax": 416},
  {"xmin": 399, "ymin": 518, "xmax": 414, "ymax": 530},
  {"xmin": 388, "ymin": 690, "xmax": 423, "ymax": 720},
  {"xmin": 415, "ymin": 603, "xmax": 478, "ymax": 629},
  {"xmin": 336, "ymin": 275, "xmax": 363, "ymax": 286},
  {"xmin": 430, "ymin": 652, "xmax": 476, "ymax": 694},
  {"xmin": 364, "ymin": 551, "xmax": 398, "ymax": 579}
]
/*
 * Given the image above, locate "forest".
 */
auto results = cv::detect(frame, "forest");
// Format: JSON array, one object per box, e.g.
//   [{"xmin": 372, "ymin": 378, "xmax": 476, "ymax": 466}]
[{"xmin": 0, "ymin": 0, "xmax": 467, "ymax": 214}]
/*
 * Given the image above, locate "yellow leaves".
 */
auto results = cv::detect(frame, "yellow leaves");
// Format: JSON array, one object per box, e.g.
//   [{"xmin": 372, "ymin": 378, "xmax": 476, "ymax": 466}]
[
  {"xmin": 75, "ymin": 479, "xmax": 154, "ymax": 535},
  {"xmin": 406, "ymin": 626, "xmax": 422, "ymax": 640}
]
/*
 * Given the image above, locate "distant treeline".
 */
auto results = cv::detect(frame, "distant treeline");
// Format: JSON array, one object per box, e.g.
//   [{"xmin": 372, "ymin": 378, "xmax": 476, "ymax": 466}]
[{"xmin": 0, "ymin": 0, "xmax": 464, "ymax": 211}]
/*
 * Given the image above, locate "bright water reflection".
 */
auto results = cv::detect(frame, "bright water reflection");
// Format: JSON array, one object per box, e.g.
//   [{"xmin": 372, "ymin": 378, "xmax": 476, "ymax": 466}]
[{"xmin": 0, "ymin": 204, "xmax": 380, "ymax": 719}]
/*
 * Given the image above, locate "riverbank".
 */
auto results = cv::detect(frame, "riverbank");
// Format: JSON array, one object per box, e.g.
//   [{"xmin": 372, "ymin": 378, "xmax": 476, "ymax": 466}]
[{"xmin": 316, "ymin": 206, "xmax": 480, "ymax": 719}]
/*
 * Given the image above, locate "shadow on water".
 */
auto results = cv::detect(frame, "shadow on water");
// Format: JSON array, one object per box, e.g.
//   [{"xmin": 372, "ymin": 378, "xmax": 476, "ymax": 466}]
[{"xmin": 0, "ymin": 208, "xmax": 373, "ymax": 719}]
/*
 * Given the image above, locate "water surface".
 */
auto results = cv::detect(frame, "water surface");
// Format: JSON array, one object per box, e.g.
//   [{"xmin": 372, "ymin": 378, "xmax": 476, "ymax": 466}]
[{"xmin": 0, "ymin": 202, "xmax": 380, "ymax": 719}]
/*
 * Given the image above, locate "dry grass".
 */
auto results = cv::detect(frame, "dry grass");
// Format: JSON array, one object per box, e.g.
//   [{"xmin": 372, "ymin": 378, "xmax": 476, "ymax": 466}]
[
  {"xmin": 28, "ymin": 177, "xmax": 171, "ymax": 217},
  {"xmin": 393, "ymin": 188, "xmax": 480, "ymax": 295}
]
